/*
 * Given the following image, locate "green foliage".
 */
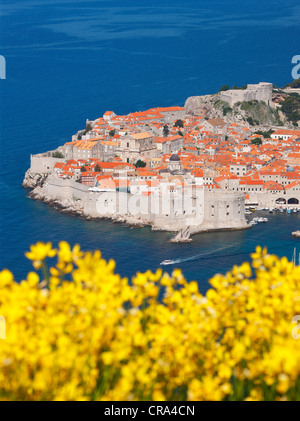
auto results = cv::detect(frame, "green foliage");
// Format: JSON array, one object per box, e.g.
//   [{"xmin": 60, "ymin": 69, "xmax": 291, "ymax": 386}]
[
  {"xmin": 52, "ymin": 151, "xmax": 64, "ymax": 159},
  {"xmin": 163, "ymin": 125, "xmax": 169, "ymax": 137},
  {"xmin": 283, "ymin": 79, "xmax": 300, "ymax": 89},
  {"xmin": 178, "ymin": 131, "xmax": 184, "ymax": 137},
  {"xmin": 223, "ymin": 106, "xmax": 232, "ymax": 116},
  {"xmin": 219, "ymin": 84, "xmax": 229, "ymax": 92},
  {"xmin": 174, "ymin": 119, "xmax": 184, "ymax": 128},
  {"xmin": 94, "ymin": 164, "xmax": 101, "ymax": 172},
  {"xmin": 251, "ymin": 138, "xmax": 262, "ymax": 145},
  {"xmin": 80, "ymin": 166, "xmax": 87, "ymax": 172},
  {"xmin": 82, "ymin": 123, "xmax": 93, "ymax": 136},
  {"xmin": 241, "ymin": 100, "xmax": 259, "ymax": 111},
  {"xmin": 135, "ymin": 160, "xmax": 146, "ymax": 168},
  {"xmin": 109, "ymin": 129, "xmax": 116, "ymax": 137},
  {"xmin": 246, "ymin": 117, "xmax": 258, "ymax": 126},
  {"xmin": 280, "ymin": 94, "xmax": 300, "ymax": 124},
  {"xmin": 254, "ymin": 129, "xmax": 275, "ymax": 138},
  {"xmin": 231, "ymin": 85, "xmax": 247, "ymax": 90}
]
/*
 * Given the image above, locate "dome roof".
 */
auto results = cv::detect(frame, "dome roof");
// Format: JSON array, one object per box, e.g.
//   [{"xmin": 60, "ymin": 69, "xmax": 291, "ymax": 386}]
[
  {"xmin": 287, "ymin": 166, "xmax": 295, "ymax": 172},
  {"xmin": 169, "ymin": 154, "xmax": 180, "ymax": 162}
]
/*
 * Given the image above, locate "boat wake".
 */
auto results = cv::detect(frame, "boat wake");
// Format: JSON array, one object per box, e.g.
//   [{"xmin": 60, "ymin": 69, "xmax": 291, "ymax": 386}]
[
  {"xmin": 160, "ymin": 244, "xmax": 232, "ymax": 266},
  {"xmin": 160, "ymin": 240, "xmax": 297, "ymax": 266}
]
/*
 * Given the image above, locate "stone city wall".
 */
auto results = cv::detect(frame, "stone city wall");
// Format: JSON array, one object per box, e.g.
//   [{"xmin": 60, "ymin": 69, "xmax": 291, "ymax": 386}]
[
  {"xmin": 44, "ymin": 179, "xmax": 248, "ymax": 232},
  {"xmin": 30, "ymin": 155, "xmax": 65, "ymax": 174}
]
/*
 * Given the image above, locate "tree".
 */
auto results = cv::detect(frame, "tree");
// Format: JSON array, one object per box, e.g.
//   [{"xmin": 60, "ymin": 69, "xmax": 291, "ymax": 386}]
[
  {"xmin": 246, "ymin": 117, "xmax": 257, "ymax": 126},
  {"xmin": 81, "ymin": 123, "xmax": 93, "ymax": 136},
  {"xmin": 178, "ymin": 131, "xmax": 184, "ymax": 137},
  {"xmin": 283, "ymin": 79, "xmax": 300, "ymax": 89},
  {"xmin": 52, "ymin": 151, "xmax": 64, "ymax": 159},
  {"xmin": 174, "ymin": 119, "xmax": 184, "ymax": 128},
  {"xmin": 291, "ymin": 79, "xmax": 300, "ymax": 88},
  {"xmin": 280, "ymin": 94, "xmax": 300, "ymax": 123},
  {"xmin": 254, "ymin": 129, "xmax": 274, "ymax": 138},
  {"xmin": 231, "ymin": 85, "xmax": 247, "ymax": 90},
  {"xmin": 109, "ymin": 129, "xmax": 116, "ymax": 137},
  {"xmin": 163, "ymin": 125, "xmax": 169, "ymax": 137},
  {"xmin": 219, "ymin": 84, "xmax": 229, "ymax": 92},
  {"xmin": 135, "ymin": 160, "xmax": 146, "ymax": 168},
  {"xmin": 80, "ymin": 166, "xmax": 87, "ymax": 172},
  {"xmin": 251, "ymin": 138, "xmax": 262, "ymax": 145},
  {"xmin": 223, "ymin": 106, "xmax": 232, "ymax": 116},
  {"xmin": 94, "ymin": 164, "xmax": 101, "ymax": 172}
]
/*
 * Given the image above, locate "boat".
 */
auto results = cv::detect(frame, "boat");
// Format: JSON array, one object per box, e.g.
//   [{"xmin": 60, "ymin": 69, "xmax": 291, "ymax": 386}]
[
  {"xmin": 160, "ymin": 259, "xmax": 175, "ymax": 266},
  {"xmin": 251, "ymin": 217, "xmax": 268, "ymax": 224},
  {"xmin": 293, "ymin": 209, "xmax": 298, "ymax": 213},
  {"xmin": 287, "ymin": 209, "xmax": 292, "ymax": 214},
  {"xmin": 245, "ymin": 211, "xmax": 252, "ymax": 215},
  {"xmin": 269, "ymin": 208, "xmax": 274, "ymax": 213}
]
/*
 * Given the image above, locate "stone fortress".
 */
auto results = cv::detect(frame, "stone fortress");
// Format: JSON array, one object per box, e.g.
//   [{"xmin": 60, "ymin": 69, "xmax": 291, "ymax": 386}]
[
  {"xmin": 220, "ymin": 82, "xmax": 273, "ymax": 107},
  {"xmin": 25, "ymin": 155, "xmax": 248, "ymax": 236}
]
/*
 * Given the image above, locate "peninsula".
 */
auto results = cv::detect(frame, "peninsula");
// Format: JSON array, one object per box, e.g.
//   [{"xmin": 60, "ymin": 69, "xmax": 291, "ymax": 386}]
[{"xmin": 23, "ymin": 82, "xmax": 300, "ymax": 240}]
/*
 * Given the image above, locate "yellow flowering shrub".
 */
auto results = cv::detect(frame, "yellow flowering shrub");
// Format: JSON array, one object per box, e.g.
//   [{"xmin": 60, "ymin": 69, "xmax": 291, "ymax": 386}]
[{"xmin": 1, "ymin": 242, "xmax": 300, "ymax": 401}]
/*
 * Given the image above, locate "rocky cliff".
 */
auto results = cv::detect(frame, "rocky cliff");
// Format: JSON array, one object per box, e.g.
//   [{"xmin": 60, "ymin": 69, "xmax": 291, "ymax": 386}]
[
  {"xmin": 22, "ymin": 170, "xmax": 49, "ymax": 189},
  {"xmin": 184, "ymin": 92, "xmax": 290, "ymax": 127}
]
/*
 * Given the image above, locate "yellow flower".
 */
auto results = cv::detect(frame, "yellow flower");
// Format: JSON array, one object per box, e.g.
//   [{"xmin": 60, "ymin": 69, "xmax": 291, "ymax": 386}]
[
  {"xmin": 1, "ymin": 243, "xmax": 300, "ymax": 401},
  {"xmin": 25, "ymin": 242, "xmax": 56, "ymax": 269}
]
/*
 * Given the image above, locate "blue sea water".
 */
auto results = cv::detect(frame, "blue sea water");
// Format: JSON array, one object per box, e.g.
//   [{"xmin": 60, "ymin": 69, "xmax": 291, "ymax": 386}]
[{"xmin": 0, "ymin": 0, "xmax": 300, "ymax": 291}]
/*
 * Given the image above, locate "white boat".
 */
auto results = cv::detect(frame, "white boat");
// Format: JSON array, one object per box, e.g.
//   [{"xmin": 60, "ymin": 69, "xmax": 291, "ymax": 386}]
[
  {"xmin": 251, "ymin": 217, "xmax": 268, "ymax": 224},
  {"xmin": 245, "ymin": 211, "xmax": 252, "ymax": 215},
  {"xmin": 160, "ymin": 259, "xmax": 175, "ymax": 266}
]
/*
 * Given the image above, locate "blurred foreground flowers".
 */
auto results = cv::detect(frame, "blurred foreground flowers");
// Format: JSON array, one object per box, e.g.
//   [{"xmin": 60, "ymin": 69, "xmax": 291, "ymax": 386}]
[{"xmin": 1, "ymin": 242, "xmax": 300, "ymax": 401}]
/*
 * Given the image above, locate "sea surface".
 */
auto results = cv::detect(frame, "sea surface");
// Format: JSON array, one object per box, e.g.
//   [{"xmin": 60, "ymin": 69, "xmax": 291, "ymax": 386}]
[{"xmin": 0, "ymin": 0, "xmax": 300, "ymax": 291}]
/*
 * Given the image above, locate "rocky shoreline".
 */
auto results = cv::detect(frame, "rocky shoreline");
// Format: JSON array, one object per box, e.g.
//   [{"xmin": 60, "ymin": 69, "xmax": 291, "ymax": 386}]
[
  {"xmin": 23, "ymin": 169, "xmax": 250, "ymax": 241},
  {"xmin": 23, "ymin": 170, "xmax": 157, "ymax": 228}
]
